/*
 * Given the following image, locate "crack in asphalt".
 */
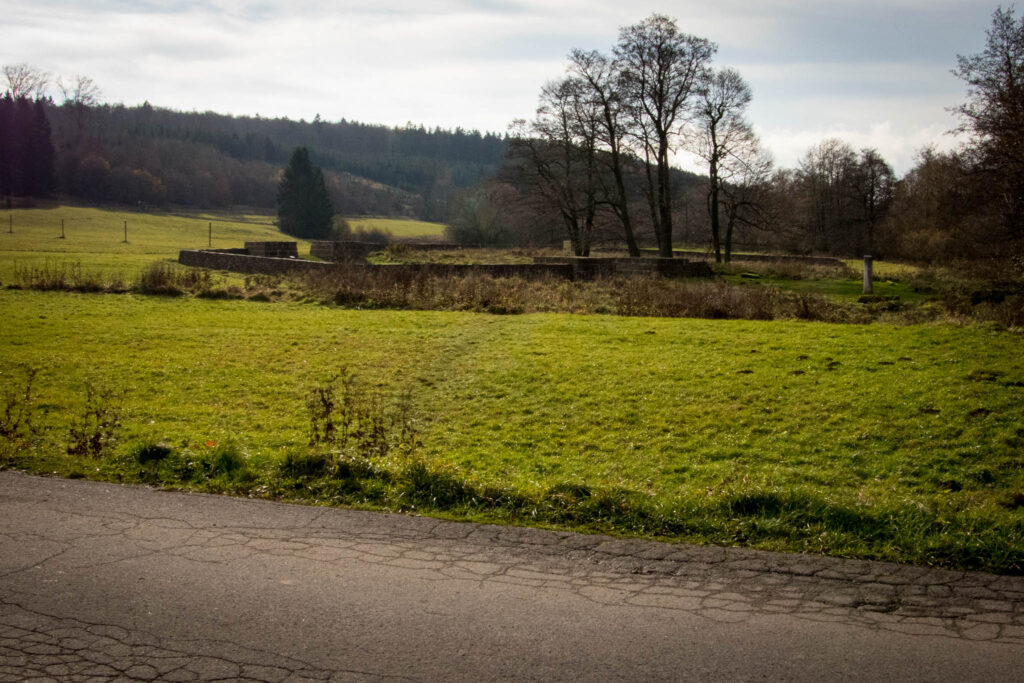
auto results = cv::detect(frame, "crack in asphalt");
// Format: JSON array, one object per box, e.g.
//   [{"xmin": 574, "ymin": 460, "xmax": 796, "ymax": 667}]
[
  {"xmin": 2, "ymin": 471, "xmax": 1023, "ymax": 680},
  {"xmin": 0, "ymin": 599, "xmax": 413, "ymax": 682}
]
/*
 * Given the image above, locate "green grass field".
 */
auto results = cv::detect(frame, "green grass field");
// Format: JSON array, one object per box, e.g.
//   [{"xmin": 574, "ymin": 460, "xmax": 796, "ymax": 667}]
[
  {"xmin": 0, "ymin": 206, "xmax": 447, "ymax": 282},
  {"xmin": 0, "ymin": 205, "xmax": 298, "ymax": 281},
  {"xmin": 347, "ymin": 217, "xmax": 447, "ymax": 239},
  {"xmin": 1, "ymin": 289, "xmax": 1022, "ymax": 571}
]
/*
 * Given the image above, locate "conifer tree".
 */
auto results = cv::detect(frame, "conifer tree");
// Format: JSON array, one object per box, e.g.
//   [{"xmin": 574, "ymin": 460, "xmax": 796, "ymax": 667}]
[
  {"xmin": 0, "ymin": 95, "xmax": 55, "ymax": 200},
  {"xmin": 276, "ymin": 146, "xmax": 334, "ymax": 238},
  {"xmin": 26, "ymin": 99, "xmax": 55, "ymax": 196}
]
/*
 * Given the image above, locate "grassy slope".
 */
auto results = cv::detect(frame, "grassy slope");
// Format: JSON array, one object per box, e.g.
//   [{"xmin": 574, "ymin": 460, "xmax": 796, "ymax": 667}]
[
  {"xmin": 0, "ymin": 205, "xmax": 297, "ymax": 281},
  {"xmin": 0, "ymin": 206, "xmax": 446, "ymax": 281},
  {"xmin": 1, "ymin": 289, "xmax": 1021, "ymax": 570}
]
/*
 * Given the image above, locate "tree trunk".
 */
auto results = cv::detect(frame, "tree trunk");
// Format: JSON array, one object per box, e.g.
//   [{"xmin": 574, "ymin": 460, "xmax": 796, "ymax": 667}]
[
  {"xmin": 709, "ymin": 159, "xmax": 722, "ymax": 263},
  {"xmin": 724, "ymin": 204, "xmax": 735, "ymax": 263},
  {"xmin": 656, "ymin": 136, "xmax": 674, "ymax": 257},
  {"xmin": 563, "ymin": 215, "xmax": 582, "ymax": 256},
  {"xmin": 610, "ymin": 150, "xmax": 640, "ymax": 257},
  {"xmin": 643, "ymin": 156, "xmax": 660, "ymax": 252}
]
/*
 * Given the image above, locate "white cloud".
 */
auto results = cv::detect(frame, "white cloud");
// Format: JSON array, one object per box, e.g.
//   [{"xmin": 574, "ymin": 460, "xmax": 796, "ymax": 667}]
[{"xmin": 2, "ymin": 0, "xmax": 997, "ymax": 174}]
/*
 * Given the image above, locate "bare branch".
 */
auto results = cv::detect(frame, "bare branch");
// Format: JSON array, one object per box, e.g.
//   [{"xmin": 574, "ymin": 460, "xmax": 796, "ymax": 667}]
[{"xmin": 2, "ymin": 63, "xmax": 50, "ymax": 99}]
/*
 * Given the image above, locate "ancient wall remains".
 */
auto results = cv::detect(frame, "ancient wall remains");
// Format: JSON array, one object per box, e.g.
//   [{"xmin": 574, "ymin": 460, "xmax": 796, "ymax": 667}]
[
  {"xmin": 671, "ymin": 251, "xmax": 844, "ymax": 267},
  {"xmin": 244, "ymin": 242, "xmax": 299, "ymax": 258},
  {"xmin": 181, "ymin": 244, "xmax": 718, "ymax": 281}
]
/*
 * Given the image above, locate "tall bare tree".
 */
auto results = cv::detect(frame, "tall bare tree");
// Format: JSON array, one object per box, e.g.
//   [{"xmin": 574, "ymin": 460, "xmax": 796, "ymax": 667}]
[
  {"xmin": 57, "ymin": 74, "xmax": 102, "ymax": 136},
  {"xmin": 952, "ymin": 5, "xmax": 1024, "ymax": 240},
  {"xmin": 720, "ymin": 145, "xmax": 774, "ymax": 262},
  {"xmin": 614, "ymin": 14, "xmax": 716, "ymax": 257},
  {"xmin": 568, "ymin": 49, "xmax": 641, "ymax": 256},
  {"xmin": 795, "ymin": 140, "xmax": 895, "ymax": 256},
  {"xmin": 2, "ymin": 63, "xmax": 50, "ymax": 99},
  {"xmin": 853, "ymin": 148, "xmax": 895, "ymax": 255},
  {"xmin": 798, "ymin": 138, "xmax": 858, "ymax": 253},
  {"xmin": 689, "ymin": 68, "xmax": 756, "ymax": 262},
  {"xmin": 509, "ymin": 77, "xmax": 600, "ymax": 255}
]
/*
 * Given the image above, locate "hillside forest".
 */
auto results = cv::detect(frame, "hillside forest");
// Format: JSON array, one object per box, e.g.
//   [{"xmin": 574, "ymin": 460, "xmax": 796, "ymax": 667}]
[{"xmin": 2, "ymin": 8, "xmax": 1023, "ymax": 266}]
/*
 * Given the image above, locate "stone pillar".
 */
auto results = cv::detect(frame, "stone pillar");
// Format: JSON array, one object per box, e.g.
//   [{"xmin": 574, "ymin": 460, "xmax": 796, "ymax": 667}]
[{"xmin": 863, "ymin": 255, "xmax": 874, "ymax": 294}]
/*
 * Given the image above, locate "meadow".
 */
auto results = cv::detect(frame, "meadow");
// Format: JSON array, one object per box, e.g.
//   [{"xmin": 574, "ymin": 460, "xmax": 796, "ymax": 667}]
[
  {"xmin": 0, "ymin": 206, "xmax": 446, "ymax": 282},
  {"xmin": 1, "ymin": 205, "xmax": 1022, "ymax": 573}
]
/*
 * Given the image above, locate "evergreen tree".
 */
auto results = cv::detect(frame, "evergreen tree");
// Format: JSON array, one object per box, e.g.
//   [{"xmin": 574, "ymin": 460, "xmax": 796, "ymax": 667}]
[
  {"xmin": 0, "ymin": 94, "xmax": 55, "ymax": 200},
  {"xmin": 276, "ymin": 146, "xmax": 334, "ymax": 238},
  {"xmin": 0, "ymin": 94, "xmax": 13, "ymax": 200},
  {"xmin": 26, "ymin": 99, "xmax": 55, "ymax": 196}
]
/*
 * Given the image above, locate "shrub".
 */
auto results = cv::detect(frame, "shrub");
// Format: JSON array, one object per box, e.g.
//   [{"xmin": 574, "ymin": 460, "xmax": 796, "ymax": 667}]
[
  {"xmin": 137, "ymin": 263, "xmax": 184, "ymax": 296},
  {"xmin": 304, "ymin": 368, "xmax": 419, "ymax": 459},
  {"xmin": 0, "ymin": 367, "xmax": 40, "ymax": 443},
  {"xmin": 14, "ymin": 261, "xmax": 107, "ymax": 292},
  {"xmin": 66, "ymin": 383, "xmax": 122, "ymax": 458}
]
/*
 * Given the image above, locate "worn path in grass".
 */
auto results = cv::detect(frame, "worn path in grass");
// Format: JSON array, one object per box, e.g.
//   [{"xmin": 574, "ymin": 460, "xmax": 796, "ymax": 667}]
[{"xmin": 1, "ymin": 472, "xmax": 1022, "ymax": 682}]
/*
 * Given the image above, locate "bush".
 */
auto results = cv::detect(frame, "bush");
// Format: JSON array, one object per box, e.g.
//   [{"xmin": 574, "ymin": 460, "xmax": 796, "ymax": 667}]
[
  {"xmin": 137, "ymin": 263, "xmax": 184, "ymax": 296},
  {"xmin": 304, "ymin": 368, "xmax": 419, "ymax": 459},
  {"xmin": 14, "ymin": 261, "xmax": 107, "ymax": 292},
  {"xmin": 66, "ymin": 383, "xmax": 121, "ymax": 458},
  {"xmin": 0, "ymin": 367, "xmax": 39, "ymax": 443}
]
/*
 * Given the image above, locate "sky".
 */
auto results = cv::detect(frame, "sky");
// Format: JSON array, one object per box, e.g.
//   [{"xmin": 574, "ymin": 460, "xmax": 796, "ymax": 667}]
[{"xmin": 3, "ymin": 0, "xmax": 1002, "ymax": 175}]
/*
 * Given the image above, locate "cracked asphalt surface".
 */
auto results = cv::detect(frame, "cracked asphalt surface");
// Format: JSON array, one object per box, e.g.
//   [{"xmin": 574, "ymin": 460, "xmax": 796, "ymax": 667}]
[{"xmin": 1, "ymin": 471, "xmax": 1022, "ymax": 681}]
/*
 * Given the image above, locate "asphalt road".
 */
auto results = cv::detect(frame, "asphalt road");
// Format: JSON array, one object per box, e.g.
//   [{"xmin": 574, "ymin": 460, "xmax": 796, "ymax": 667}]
[{"xmin": 1, "ymin": 471, "xmax": 1022, "ymax": 681}]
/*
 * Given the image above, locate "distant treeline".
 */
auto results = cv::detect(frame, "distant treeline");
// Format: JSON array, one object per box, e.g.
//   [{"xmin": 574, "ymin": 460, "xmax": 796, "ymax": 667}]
[{"xmin": 4, "ymin": 97, "xmax": 508, "ymax": 220}]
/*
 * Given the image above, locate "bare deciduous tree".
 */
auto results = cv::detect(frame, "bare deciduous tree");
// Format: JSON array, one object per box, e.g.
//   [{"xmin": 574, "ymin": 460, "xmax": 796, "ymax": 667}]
[
  {"xmin": 568, "ymin": 49, "xmax": 641, "ymax": 256},
  {"xmin": 58, "ymin": 74, "xmax": 103, "ymax": 138},
  {"xmin": 853, "ymin": 148, "xmax": 895, "ymax": 255},
  {"xmin": 952, "ymin": 5, "xmax": 1024, "ymax": 239},
  {"xmin": 720, "ymin": 145, "xmax": 775, "ymax": 262},
  {"xmin": 2, "ymin": 63, "xmax": 50, "ymax": 99},
  {"xmin": 798, "ymin": 138, "xmax": 859, "ymax": 253},
  {"xmin": 689, "ymin": 68, "xmax": 757, "ymax": 262},
  {"xmin": 57, "ymin": 74, "xmax": 101, "ymax": 107},
  {"xmin": 614, "ymin": 14, "xmax": 716, "ymax": 257},
  {"xmin": 509, "ymin": 77, "xmax": 601, "ymax": 256}
]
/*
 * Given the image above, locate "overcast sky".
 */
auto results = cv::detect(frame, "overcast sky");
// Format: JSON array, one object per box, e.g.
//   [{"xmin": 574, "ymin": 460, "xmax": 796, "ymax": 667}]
[{"xmin": 4, "ymin": 0, "xmax": 1001, "ymax": 174}]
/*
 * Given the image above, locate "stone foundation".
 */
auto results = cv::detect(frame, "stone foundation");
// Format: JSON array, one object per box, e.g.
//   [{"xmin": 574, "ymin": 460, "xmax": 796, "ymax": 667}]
[
  {"xmin": 180, "ymin": 244, "xmax": 717, "ymax": 281},
  {"xmin": 309, "ymin": 241, "xmax": 379, "ymax": 262},
  {"xmin": 673, "ymin": 250, "xmax": 844, "ymax": 267},
  {"xmin": 533, "ymin": 257, "xmax": 714, "ymax": 279},
  {"xmin": 244, "ymin": 242, "xmax": 299, "ymax": 258}
]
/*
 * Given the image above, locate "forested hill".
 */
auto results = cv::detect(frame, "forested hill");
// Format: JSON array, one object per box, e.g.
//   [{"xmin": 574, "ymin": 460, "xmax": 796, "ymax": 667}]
[{"xmin": 43, "ymin": 101, "xmax": 509, "ymax": 219}]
